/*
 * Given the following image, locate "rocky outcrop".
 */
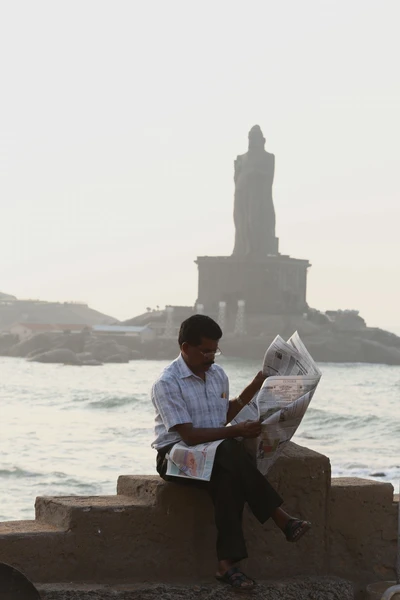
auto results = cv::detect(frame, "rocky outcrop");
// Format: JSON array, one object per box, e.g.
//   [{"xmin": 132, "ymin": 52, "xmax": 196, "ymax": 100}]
[
  {"xmin": 3, "ymin": 319, "xmax": 400, "ymax": 366},
  {"xmin": 8, "ymin": 333, "xmax": 54, "ymax": 358},
  {"xmin": 30, "ymin": 349, "xmax": 82, "ymax": 365},
  {"xmin": 84, "ymin": 339, "xmax": 134, "ymax": 362},
  {"xmin": 3, "ymin": 333, "xmax": 143, "ymax": 365}
]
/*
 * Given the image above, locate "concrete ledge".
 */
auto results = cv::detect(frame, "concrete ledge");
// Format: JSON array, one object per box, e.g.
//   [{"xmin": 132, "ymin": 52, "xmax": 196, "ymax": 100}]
[
  {"xmin": 0, "ymin": 520, "xmax": 63, "ymax": 535},
  {"xmin": 35, "ymin": 495, "xmax": 149, "ymax": 530},
  {"xmin": 0, "ymin": 443, "xmax": 397, "ymax": 588},
  {"xmin": 37, "ymin": 577, "xmax": 355, "ymax": 600},
  {"xmin": 116, "ymin": 442, "xmax": 332, "ymax": 580},
  {"xmin": 329, "ymin": 477, "xmax": 397, "ymax": 585}
]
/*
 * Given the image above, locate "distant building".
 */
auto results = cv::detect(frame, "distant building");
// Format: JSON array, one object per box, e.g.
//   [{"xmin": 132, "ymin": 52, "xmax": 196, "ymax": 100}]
[
  {"xmin": 92, "ymin": 324, "xmax": 155, "ymax": 343},
  {"xmin": 8, "ymin": 323, "xmax": 89, "ymax": 340},
  {"xmin": 122, "ymin": 306, "xmax": 195, "ymax": 339}
]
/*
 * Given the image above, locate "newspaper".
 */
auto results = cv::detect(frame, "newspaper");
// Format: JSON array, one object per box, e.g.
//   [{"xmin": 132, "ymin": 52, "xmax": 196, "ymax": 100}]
[
  {"xmin": 166, "ymin": 439, "xmax": 224, "ymax": 481},
  {"xmin": 238, "ymin": 331, "xmax": 321, "ymax": 474},
  {"xmin": 166, "ymin": 331, "xmax": 321, "ymax": 481},
  {"xmin": 262, "ymin": 332, "xmax": 321, "ymax": 378}
]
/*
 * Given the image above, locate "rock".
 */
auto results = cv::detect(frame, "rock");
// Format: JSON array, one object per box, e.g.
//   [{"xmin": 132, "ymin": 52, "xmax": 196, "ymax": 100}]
[
  {"xmin": 361, "ymin": 327, "xmax": 400, "ymax": 349},
  {"xmin": 84, "ymin": 339, "xmax": 133, "ymax": 362},
  {"xmin": 81, "ymin": 359, "xmax": 103, "ymax": 366},
  {"xmin": 76, "ymin": 352, "xmax": 95, "ymax": 361},
  {"xmin": 53, "ymin": 332, "xmax": 87, "ymax": 354},
  {"xmin": 103, "ymin": 354, "xmax": 130, "ymax": 363},
  {"xmin": 30, "ymin": 349, "xmax": 82, "ymax": 365},
  {"xmin": 8, "ymin": 333, "xmax": 53, "ymax": 358},
  {"xmin": 0, "ymin": 334, "xmax": 18, "ymax": 355},
  {"xmin": 359, "ymin": 338, "xmax": 400, "ymax": 365},
  {"xmin": 130, "ymin": 349, "xmax": 142, "ymax": 360},
  {"xmin": 25, "ymin": 348, "xmax": 48, "ymax": 359}
]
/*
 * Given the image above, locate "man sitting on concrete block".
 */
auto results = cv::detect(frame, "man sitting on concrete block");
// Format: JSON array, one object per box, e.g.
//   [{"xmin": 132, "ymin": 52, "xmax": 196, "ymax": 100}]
[{"xmin": 151, "ymin": 314, "xmax": 311, "ymax": 591}]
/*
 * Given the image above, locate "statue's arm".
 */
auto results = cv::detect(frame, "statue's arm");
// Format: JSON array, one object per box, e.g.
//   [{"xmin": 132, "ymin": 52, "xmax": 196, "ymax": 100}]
[
  {"xmin": 270, "ymin": 153, "xmax": 275, "ymax": 185},
  {"xmin": 234, "ymin": 156, "xmax": 242, "ymax": 184}
]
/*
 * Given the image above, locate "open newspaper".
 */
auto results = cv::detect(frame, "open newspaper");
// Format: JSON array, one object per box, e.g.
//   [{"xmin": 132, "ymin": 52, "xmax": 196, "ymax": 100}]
[{"xmin": 166, "ymin": 331, "xmax": 321, "ymax": 480}]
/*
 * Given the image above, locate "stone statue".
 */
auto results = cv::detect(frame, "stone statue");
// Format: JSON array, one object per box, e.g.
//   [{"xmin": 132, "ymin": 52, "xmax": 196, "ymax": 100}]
[{"xmin": 232, "ymin": 125, "xmax": 279, "ymax": 258}]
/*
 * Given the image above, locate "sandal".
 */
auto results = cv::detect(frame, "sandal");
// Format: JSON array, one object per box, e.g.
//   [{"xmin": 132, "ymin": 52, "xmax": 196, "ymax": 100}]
[
  {"xmin": 284, "ymin": 518, "xmax": 311, "ymax": 542},
  {"xmin": 216, "ymin": 566, "xmax": 256, "ymax": 591}
]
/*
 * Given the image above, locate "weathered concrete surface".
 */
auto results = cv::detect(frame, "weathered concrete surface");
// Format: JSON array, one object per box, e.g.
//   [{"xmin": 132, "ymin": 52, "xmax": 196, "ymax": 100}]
[
  {"xmin": 0, "ymin": 442, "xmax": 397, "ymax": 593},
  {"xmin": 117, "ymin": 443, "xmax": 331, "ymax": 580},
  {"xmin": 37, "ymin": 577, "xmax": 354, "ymax": 600},
  {"xmin": 328, "ymin": 478, "xmax": 398, "ymax": 586}
]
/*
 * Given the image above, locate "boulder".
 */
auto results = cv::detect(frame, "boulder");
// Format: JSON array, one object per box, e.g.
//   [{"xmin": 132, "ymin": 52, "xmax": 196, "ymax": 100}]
[
  {"xmin": 76, "ymin": 352, "xmax": 95, "ymax": 361},
  {"xmin": 360, "ymin": 338, "xmax": 400, "ymax": 365},
  {"xmin": 8, "ymin": 333, "xmax": 53, "ymax": 358},
  {"xmin": 81, "ymin": 359, "xmax": 103, "ymax": 366},
  {"xmin": 103, "ymin": 354, "xmax": 130, "ymax": 363},
  {"xmin": 0, "ymin": 334, "xmax": 18, "ymax": 355},
  {"xmin": 30, "ymin": 348, "xmax": 82, "ymax": 365},
  {"xmin": 305, "ymin": 336, "xmax": 363, "ymax": 363},
  {"xmin": 84, "ymin": 339, "xmax": 133, "ymax": 362},
  {"xmin": 25, "ymin": 348, "xmax": 48, "ymax": 359},
  {"xmin": 53, "ymin": 332, "xmax": 87, "ymax": 354}
]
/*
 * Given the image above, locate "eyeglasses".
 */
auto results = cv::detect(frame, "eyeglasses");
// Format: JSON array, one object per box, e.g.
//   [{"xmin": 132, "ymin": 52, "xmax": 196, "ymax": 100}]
[{"xmin": 198, "ymin": 347, "xmax": 222, "ymax": 358}]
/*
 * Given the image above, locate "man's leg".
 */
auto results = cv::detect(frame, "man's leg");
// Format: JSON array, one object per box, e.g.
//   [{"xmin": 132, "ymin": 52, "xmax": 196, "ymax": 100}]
[
  {"xmin": 214, "ymin": 439, "xmax": 311, "ymax": 544},
  {"xmin": 214, "ymin": 438, "xmax": 283, "ymax": 524},
  {"xmin": 208, "ymin": 451, "xmax": 247, "ymax": 565},
  {"xmin": 156, "ymin": 442, "xmax": 246, "ymax": 555}
]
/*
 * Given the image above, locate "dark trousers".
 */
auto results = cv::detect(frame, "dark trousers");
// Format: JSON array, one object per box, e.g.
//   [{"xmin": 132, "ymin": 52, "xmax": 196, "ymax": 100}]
[{"xmin": 157, "ymin": 438, "xmax": 283, "ymax": 562}]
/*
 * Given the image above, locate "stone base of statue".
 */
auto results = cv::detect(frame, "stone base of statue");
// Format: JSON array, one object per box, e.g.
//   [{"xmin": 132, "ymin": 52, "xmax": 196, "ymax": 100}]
[{"xmin": 195, "ymin": 254, "xmax": 310, "ymax": 318}]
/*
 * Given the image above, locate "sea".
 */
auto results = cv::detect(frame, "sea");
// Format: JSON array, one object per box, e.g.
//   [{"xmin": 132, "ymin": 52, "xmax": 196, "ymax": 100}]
[{"xmin": 1, "ymin": 356, "xmax": 399, "ymax": 522}]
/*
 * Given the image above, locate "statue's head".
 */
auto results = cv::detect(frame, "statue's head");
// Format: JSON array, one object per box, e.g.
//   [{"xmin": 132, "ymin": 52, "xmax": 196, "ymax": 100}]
[{"xmin": 248, "ymin": 125, "xmax": 265, "ymax": 151}]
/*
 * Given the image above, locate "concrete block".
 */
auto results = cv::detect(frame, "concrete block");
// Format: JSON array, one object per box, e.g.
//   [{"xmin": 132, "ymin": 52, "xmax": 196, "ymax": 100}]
[
  {"xmin": 117, "ymin": 442, "xmax": 331, "ymax": 580},
  {"xmin": 328, "ymin": 478, "xmax": 397, "ymax": 585}
]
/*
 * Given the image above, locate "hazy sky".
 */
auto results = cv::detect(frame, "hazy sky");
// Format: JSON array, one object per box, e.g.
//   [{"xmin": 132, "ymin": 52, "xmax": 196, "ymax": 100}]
[{"xmin": 1, "ymin": 1, "xmax": 399, "ymax": 333}]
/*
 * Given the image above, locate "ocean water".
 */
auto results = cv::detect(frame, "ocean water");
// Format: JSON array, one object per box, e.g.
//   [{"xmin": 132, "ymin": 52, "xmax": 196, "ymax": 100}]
[{"xmin": 1, "ymin": 356, "xmax": 399, "ymax": 522}]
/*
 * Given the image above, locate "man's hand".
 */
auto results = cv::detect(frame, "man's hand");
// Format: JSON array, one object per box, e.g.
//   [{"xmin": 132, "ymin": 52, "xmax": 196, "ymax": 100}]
[
  {"xmin": 250, "ymin": 371, "xmax": 267, "ymax": 393},
  {"xmin": 234, "ymin": 420, "xmax": 262, "ymax": 438}
]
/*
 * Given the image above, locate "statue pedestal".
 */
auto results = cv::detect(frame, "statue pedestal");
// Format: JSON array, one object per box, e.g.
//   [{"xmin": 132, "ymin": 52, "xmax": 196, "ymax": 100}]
[{"xmin": 195, "ymin": 254, "xmax": 310, "ymax": 317}]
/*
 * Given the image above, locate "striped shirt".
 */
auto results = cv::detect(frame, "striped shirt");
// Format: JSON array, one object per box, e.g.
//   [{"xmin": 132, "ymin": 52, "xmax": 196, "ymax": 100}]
[{"xmin": 151, "ymin": 354, "xmax": 230, "ymax": 450}]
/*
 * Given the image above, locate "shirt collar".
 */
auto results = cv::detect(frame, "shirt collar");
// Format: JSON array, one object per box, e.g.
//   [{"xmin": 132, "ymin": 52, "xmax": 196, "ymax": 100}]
[{"xmin": 176, "ymin": 353, "xmax": 215, "ymax": 379}]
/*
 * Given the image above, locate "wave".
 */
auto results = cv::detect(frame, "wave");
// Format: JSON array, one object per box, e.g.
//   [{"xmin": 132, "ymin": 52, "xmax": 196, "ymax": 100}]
[
  {"xmin": 304, "ymin": 407, "xmax": 390, "ymax": 429},
  {"xmin": 41, "ymin": 479, "xmax": 101, "ymax": 491},
  {"xmin": 0, "ymin": 467, "xmax": 42, "ymax": 478},
  {"xmin": 86, "ymin": 396, "xmax": 138, "ymax": 409}
]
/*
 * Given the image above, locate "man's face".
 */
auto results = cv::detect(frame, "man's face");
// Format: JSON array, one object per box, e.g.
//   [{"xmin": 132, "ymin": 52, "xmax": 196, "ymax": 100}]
[{"xmin": 182, "ymin": 336, "xmax": 220, "ymax": 372}]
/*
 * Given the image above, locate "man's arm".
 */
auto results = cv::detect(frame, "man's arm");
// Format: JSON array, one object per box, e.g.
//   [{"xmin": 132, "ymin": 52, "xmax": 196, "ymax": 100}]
[
  {"xmin": 173, "ymin": 420, "xmax": 261, "ymax": 446},
  {"xmin": 226, "ymin": 371, "xmax": 266, "ymax": 424}
]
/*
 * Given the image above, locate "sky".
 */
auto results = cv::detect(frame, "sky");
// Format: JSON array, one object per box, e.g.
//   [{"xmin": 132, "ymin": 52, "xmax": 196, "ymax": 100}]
[{"xmin": 1, "ymin": 0, "xmax": 399, "ymax": 334}]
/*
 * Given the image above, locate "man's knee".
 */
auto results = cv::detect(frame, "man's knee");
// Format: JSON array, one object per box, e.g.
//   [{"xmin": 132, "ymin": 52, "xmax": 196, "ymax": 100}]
[{"xmin": 215, "ymin": 439, "xmax": 250, "ymax": 471}]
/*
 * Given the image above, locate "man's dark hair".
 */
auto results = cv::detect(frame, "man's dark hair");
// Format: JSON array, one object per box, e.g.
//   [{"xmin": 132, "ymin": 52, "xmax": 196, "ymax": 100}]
[{"xmin": 178, "ymin": 314, "xmax": 222, "ymax": 346}]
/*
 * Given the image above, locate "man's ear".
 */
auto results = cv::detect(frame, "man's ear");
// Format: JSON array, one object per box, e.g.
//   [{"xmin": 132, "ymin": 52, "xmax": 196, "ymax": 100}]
[{"xmin": 181, "ymin": 342, "xmax": 189, "ymax": 354}]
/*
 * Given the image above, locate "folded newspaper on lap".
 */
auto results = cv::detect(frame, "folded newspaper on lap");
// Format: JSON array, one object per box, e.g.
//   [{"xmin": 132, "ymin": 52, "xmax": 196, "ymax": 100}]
[
  {"xmin": 166, "ymin": 440, "xmax": 224, "ymax": 481},
  {"xmin": 166, "ymin": 332, "xmax": 321, "ymax": 481}
]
